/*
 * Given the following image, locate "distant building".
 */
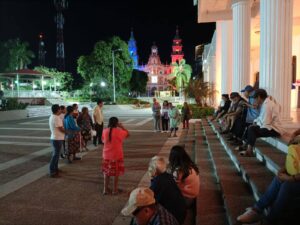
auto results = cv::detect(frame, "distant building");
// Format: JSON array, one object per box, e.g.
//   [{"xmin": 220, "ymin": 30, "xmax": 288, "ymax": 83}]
[
  {"xmin": 128, "ymin": 30, "xmax": 139, "ymax": 69},
  {"xmin": 194, "ymin": 44, "xmax": 204, "ymax": 79},
  {"xmin": 128, "ymin": 28, "xmax": 185, "ymax": 96}
]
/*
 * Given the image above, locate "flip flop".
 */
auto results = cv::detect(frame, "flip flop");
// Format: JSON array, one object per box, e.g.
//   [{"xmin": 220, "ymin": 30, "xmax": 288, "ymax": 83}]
[{"xmin": 239, "ymin": 151, "xmax": 254, "ymax": 157}]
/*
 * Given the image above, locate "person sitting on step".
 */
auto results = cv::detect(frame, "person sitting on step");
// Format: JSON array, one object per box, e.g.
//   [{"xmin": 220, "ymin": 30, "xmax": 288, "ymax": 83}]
[
  {"xmin": 239, "ymin": 89, "xmax": 284, "ymax": 157},
  {"xmin": 168, "ymin": 145, "xmax": 200, "ymax": 208},
  {"xmin": 148, "ymin": 156, "xmax": 186, "ymax": 225}
]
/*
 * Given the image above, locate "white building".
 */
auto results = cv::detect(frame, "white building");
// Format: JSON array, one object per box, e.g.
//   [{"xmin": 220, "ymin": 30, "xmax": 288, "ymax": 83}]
[{"xmin": 198, "ymin": 0, "xmax": 300, "ymax": 121}]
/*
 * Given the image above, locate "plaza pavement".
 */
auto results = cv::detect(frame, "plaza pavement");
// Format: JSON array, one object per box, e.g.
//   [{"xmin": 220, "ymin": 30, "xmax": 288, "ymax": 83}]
[{"xmin": 0, "ymin": 106, "xmax": 180, "ymax": 225}]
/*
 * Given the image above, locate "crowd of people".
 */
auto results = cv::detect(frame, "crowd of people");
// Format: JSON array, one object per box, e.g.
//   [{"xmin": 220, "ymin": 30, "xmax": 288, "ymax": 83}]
[
  {"xmin": 211, "ymin": 85, "xmax": 300, "ymax": 224},
  {"xmin": 152, "ymin": 98, "xmax": 192, "ymax": 137},
  {"xmin": 49, "ymin": 100, "xmax": 104, "ymax": 178},
  {"xmin": 48, "ymin": 91, "xmax": 300, "ymax": 225}
]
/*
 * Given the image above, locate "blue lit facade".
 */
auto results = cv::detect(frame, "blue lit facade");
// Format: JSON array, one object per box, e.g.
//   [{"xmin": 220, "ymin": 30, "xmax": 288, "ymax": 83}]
[{"xmin": 128, "ymin": 30, "xmax": 139, "ymax": 69}]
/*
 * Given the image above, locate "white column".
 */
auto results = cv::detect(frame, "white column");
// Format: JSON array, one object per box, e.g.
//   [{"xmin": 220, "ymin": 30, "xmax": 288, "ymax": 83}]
[
  {"xmin": 220, "ymin": 20, "xmax": 233, "ymax": 95},
  {"xmin": 259, "ymin": 0, "xmax": 293, "ymax": 121},
  {"xmin": 232, "ymin": 0, "xmax": 251, "ymax": 92}
]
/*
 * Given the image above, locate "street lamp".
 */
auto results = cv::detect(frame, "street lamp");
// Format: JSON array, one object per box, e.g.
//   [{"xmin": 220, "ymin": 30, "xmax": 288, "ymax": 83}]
[
  {"xmin": 100, "ymin": 81, "xmax": 106, "ymax": 87},
  {"xmin": 112, "ymin": 48, "xmax": 122, "ymax": 103}
]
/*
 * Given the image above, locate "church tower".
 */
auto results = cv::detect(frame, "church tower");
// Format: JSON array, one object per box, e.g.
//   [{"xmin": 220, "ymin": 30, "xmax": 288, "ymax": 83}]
[
  {"xmin": 128, "ymin": 29, "xmax": 139, "ymax": 69},
  {"xmin": 171, "ymin": 27, "xmax": 184, "ymax": 64}
]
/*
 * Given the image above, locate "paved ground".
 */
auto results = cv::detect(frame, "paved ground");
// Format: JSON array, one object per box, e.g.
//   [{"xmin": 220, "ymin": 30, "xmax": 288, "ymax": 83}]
[{"xmin": 0, "ymin": 106, "xmax": 178, "ymax": 225}]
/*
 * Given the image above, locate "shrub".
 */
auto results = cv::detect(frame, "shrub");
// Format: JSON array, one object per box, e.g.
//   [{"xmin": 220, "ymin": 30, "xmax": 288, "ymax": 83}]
[
  {"xmin": 189, "ymin": 105, "xmax": 214, "ymax": 118},
  {"xmin": 1, "ymin": 98, "xmax": 28, "ymax": 111}
]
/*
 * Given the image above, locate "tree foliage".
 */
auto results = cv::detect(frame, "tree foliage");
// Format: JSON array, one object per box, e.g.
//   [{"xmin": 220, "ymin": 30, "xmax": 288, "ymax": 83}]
[
  {"xmin": 77, "ymin": 36, "xmax": 133, "ymax": 99},
  {"xmin": 129, "ymin": 69, "xmax": 148, "ymax": 97},
  {"xmin": 34, "ymin": 66, "xmax": 73, "ymax": 91},
  {"xmin": 184, "ymin": 79, "xmax": 216, "ymax": 107},
  {"xmin": 0, "ymin": 38, "xmax": 35, "ymax": 72},
  {"xmin": 169, "ymin": 59, "xmax": 192, "ymax": 95}
]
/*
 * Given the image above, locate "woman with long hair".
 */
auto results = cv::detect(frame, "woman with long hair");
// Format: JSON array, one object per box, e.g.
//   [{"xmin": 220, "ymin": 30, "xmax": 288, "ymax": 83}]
[
  {"xmin": 77, "ymin": 107, "xmax": 93, "ymax": 151},
  {"xmin": 102, "ymin": 117, "xmax": 129, "ymax": 195},
  {"xmin": 181, "ymin": 102, "xmax": 192, "ymax": 129},
  {"xmin": 168, "ymin": 145, "xmax": 200, "ymax": 206},
  {"xmin": 64, "ymin": 106, "xmax": 81, "ymax": 163},
  {"xmin": 161, "ymin": 100, "xmax": 169, "ymax": 133}
]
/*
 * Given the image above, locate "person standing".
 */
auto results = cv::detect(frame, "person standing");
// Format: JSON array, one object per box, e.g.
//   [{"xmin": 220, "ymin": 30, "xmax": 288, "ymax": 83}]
[
  {"xmin": 93, "ymin": 99, "xmax": 104, "ymax": 146},
  {"xmin": 102, "ymin": 117, "xmax": 129, "ymax": 195},
  {"xmin": 152, "ymin": 98, "xmax": 161, "ymax": 132},
  {"xmin": 77, "ymin": 107, "xmax": 93, "ymax": 151},
  {"xmin": 161, "ymin": 101, "xmax": 169, "ymax": 133},
  {"xmin": 49, "ymin": 104, "xmax": 65, "ymax": 178},
  {"xmin": 64, "ymin": 106, "xmax": 81, "ymax": 163},
  {"xmin": 181, "ymin": 102, "xmax": 192, "ymax": 129},
  {"xmin": 59, "ymin": 105, "xmax": 67, "ymax": 159},
  {"xmin": 168, "ymin": 103, "xmax": 180, "ymax": 137}
]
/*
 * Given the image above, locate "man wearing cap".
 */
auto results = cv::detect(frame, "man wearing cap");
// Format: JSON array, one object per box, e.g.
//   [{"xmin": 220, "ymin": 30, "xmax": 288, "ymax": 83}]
[
  {"xmin": 122, "ymin": 187, "xmax": 179, "ymax": 225},
  {"xmin": 234, "ymin": 85, "xmax": 260, "ymax": 150},
  {"xmin": 230, "ymin": 85, "xmax": 260, "ymax": 146},
  {"xmin": 240, "ymin": 89, "xmax": 284, "ymax": 157}
]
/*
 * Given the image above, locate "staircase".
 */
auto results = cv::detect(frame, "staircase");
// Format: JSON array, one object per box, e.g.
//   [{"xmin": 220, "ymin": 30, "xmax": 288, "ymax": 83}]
[{"xmin": 179, "ymin": 119, "xmax": 296, "ymax": 225}]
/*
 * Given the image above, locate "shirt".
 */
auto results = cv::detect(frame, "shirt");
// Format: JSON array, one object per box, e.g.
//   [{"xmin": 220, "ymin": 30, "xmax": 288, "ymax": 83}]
[
  {"xmin": 246, "ymin": 91, "xmax": 259, "ymax": 123},
  {"xmin": 64, "ymin": 115, "xmax": 81, "ymax": 139},
  {"xmin": 49, "ymin": 114, "xmax": 64, "ymax": 140},
  {"xmin": 254, "ymin": 97, "xmax": 284, "ymax": 135},
  {"xmin": 102, "ymin": 127, "xmax": 128, "ymax": 160},
  {"xmin": 175, "ymin": 168, "xmax": 200, "ymax": 199},
  {"xmin": 152, "ymin": 103, "xmax": 161, "ymax": 116},
  {"xmin": 150, "ymin": 172, "xmax": 186, "ymax": 225},
  {"xmin": 93, "ymin": 105, "xmax": 103, "ymax": 125},
  {"xmin": 147, "ymin": 204, "xmax": 179, "ymax": 225}
]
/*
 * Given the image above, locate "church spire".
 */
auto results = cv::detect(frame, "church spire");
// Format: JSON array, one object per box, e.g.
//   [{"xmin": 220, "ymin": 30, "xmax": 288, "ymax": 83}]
[
  {"xmin": 171, "ymin": 26, "xmax": 184, "ymax": 63},
  {"xmin": 128, "ymin": 28, "xmax": 139, "ymax": 69}
]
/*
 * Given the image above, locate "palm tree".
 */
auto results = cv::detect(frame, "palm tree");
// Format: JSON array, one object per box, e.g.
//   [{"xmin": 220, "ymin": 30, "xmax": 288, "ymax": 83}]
[
  {"xmin": 169, "ymin": 59, "xmax": 192, "ymax": 99},
  {"xmin": 5, "ymin": 38, "xmax": 35, "ymax": 70}
]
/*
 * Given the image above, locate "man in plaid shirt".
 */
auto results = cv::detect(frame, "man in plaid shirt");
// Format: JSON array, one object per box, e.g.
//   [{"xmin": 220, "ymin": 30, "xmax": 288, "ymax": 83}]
[{"xmin": 122, "ymin": 187, "xmax": 179, "ymax": 225}]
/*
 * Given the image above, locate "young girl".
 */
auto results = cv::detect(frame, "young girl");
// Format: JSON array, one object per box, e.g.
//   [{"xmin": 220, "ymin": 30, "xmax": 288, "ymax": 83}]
[
  {"xmin": 102, "ymin": 117, "xmax": 129, "ymax": 195},
  {"xmin": 168, "ymin": 145, "xmax": 200, "ymax": 207}
]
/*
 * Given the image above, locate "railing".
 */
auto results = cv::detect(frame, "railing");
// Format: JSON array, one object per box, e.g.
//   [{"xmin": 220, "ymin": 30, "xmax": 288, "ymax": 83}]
[{"xmin": 3, "ymin": 90, "xmax": 61, "ymax": 98}]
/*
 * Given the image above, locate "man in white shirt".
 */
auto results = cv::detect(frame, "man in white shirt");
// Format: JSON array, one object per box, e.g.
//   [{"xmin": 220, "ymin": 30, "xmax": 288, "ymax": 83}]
[
  {"xmin": 240, "ymin": 89, "xmax": 283, "ymax": 157},
  {"xmin": 49, "ymin": 104, "xmax": 65, "ymax": 177},
  {"xmin": 93, "ymin": 99, "xmax": 104, "ymax": 146}
]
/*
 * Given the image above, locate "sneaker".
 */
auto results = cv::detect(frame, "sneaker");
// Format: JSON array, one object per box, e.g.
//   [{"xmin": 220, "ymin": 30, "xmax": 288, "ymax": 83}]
[
  {"xmin": 239, "ymin": 150, "xmax": 255, "ymax": 157},
  {"xmin": 237, "ymin": 208, "xmax": 261, "ymax": 223},
  {"xmin": 73, "ymin": 156, "xmax": 81, "ymax": 160}
]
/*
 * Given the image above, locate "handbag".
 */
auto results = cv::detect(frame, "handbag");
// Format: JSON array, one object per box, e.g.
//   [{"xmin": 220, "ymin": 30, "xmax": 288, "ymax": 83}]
[{"xmin": 91, "ymin": 129, "xmax": 97, "ymax": 137}]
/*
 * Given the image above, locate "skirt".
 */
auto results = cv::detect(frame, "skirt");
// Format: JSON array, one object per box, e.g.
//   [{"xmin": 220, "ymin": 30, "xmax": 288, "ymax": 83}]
[
  {"xmin": 102, "ymin": 159, "xmax": 124, "ymax": 176},
  {"xmin": 67, "ymin": 134, "xmax": 80, "ymax": 155}
]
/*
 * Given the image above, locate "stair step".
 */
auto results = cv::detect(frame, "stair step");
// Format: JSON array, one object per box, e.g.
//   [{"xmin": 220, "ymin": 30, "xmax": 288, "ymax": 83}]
[
  {"xmin": 195, "ymin": 127, "xmax": 228, "ymax": 224},
  {"xmin": 202, "ymin": 120, "xmax": 258, "ymax": 225}
]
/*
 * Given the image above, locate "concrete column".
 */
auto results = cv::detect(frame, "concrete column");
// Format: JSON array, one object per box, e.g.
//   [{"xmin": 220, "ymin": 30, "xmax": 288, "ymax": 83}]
[
  {"xmin": 232, "ymin": 0, "xmax": 251, "ymax": 92},
  {"xmin": 259, "ymin": 0, "xmax": 293, "ymax": 121},
  {"xmin": 220, "ymin": 20, "xmax": 233, "ymax": 95}
]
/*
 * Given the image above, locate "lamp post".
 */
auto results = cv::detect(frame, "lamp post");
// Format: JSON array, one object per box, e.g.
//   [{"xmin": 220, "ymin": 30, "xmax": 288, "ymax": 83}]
[{"xmin": 112, "ymin": 48, "xmax": 122, "ymax": 103}]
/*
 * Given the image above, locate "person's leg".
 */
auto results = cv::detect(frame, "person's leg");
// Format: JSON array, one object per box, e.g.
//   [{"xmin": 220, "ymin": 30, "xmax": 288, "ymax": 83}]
[
  {"xmin": 156, "ymin": 116, "xmax": 161, "ymax": 131},
  {"xmin": 170, "ymin": 127, "xmax": 173, "ymax": 137},
  {"xmin": 166, "ymin": 119, "xmax": 169, "ymax": 131},
  {"xmin": 186, "ymin": 119, "xmax": 189, "ymax": 129},
  {"xmin": 49, "ymin": 140, "xmax": 61, "ymax": 176},
  {"xmin": 54, "ymin": 140, "xmax": 62, "ymax": 172},
  {"xmin": 113, "ymin": 176, "xmax": 119, "ymax": 194},
  {"xmin": 161, "ymin": 117, "xmax": 165, "ymax": 131},
  {"xmin": 265, "ymin": 179, "xmax": 300, "ymax": 223},
  {"xmin": 174, "ymin": 127, "xmax": 177, "ymax": 137},
  {"xmin": 153, "ymin": 116, "xmax": 156, "ymax": 131},
  {"xmin": 98, "ymin": 122, "xmax": 104, "ymax": 144},
  {"xmin": 103, "ymin": 174, "xmax": 110, "ymax": 194},
  {"xmin": 93, "ymin": 123, "xmax": 99, "ymax": 145}
]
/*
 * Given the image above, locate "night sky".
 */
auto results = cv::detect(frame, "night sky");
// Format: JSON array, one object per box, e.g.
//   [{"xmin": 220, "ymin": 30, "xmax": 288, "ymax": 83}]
[{"xmin": 0, "ymin": 0, "xmax": 215, "ymax": 78}]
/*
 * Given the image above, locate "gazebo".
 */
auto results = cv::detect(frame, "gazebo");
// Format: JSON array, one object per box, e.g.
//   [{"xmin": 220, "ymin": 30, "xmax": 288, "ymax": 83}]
[{"xmin": 0, "ymin": 69, "xmax": 59, "ymax": 98}]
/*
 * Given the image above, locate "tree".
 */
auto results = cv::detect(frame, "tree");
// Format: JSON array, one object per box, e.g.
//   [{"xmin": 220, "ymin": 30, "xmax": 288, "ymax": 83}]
[
  {"xmin": 169, "ymin": 59, "xmax": 192, "ymax": 99},
  {"xmin": 0, "ymin": 39, "xmax": 35, "ymax": 72},
  {"xmin": 77, "ymin": 36, "xmax": 133, "ymax": 99},
  {"xmin": 129, "ymin": 69, "xmax": 148, "ymax": 97},
  {"xmin": 34, "ymin": 66, "xmax": 73, "ymax": 91},
  {"xmin": 184, "ymin": 79, "xmax": 216, "ymax": 106}
]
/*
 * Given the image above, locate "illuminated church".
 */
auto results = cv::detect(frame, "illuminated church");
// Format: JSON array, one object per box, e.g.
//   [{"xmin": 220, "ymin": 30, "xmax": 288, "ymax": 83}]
[{"xmin": 128, "ymin": 28, "xmax": 184, "ymax": 96}]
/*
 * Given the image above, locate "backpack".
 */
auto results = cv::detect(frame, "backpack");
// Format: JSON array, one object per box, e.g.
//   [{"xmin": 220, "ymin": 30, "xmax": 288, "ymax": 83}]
[{"xmin": 285, "ymin": 144, "xmax": 300, "ymax": 175}]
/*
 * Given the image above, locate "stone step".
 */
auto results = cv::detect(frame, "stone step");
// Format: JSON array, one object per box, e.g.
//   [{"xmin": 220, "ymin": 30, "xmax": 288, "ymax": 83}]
[
  {"xmin": 202, "ymin": 120, "xmax": 258, "ymax": 225},
  {"xmin": 208, "ymin": 120, "xmax": 284, "ymax": 201},
  {"xmin": 194, "ymin": 122, "xmax": 228, "ymax": 225}
]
